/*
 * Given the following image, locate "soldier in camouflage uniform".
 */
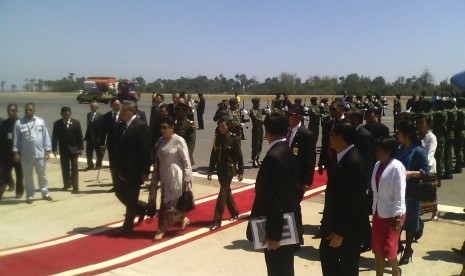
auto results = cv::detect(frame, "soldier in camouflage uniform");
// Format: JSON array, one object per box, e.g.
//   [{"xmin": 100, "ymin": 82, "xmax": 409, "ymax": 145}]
[
  {"xmin": 355, "ymin": 95, "xmax": 365, "ymax": 110},
  {"xmin": 374, "ymin": 94, "xmax": 384, "ymax": 122},
  {"xmin": 249, "ymin": 98, "xmax": 265, "ymax": 168},
  {"xmin": 444, "ymin": 99, "xmax": 457, "ymax": 179},
  {"xmin": 227, "ymin": 98, "xmax": 242, "ymax": 138},
  {"xmin": 364, "ymin": 94, "xmax": 375, "ymax": 111},
  {"xmin": 432, "ymin": 99, "xmax": 448, "ymax": 180},
  {"xmin": 308, "ymin": 97, "xmax": 322, "ymax": 142},
  {"xmin": 207, "ymin": 116, "xmax": 244, "ymax": 231},
  {"xmin": 454, "ymin": 98, "xmax": 465, "ymax": 173},
  {"xmin": 320, "ymin": 98, "xmax": 331, "ymax": 127},
  {"xmin": 393, "ymin": 93, "xmax": 402, "ymax": 132},
  {"xmin": 174, "ymin": 102, "xmax": 197, "ymax": 165},
  {"xmin": 272, "ymin": 98, "xmax": 286, "ymax": 116}
]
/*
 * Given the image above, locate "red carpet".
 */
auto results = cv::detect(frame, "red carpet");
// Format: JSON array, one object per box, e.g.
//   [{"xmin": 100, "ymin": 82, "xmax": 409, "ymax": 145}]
[{"xmin": 0, "ymin": 172, "xmax": 327, "ymax": 276}]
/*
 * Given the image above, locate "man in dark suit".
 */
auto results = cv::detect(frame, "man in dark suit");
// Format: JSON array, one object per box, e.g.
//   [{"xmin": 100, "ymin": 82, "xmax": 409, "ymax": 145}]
[
  {"xmin": 364, "ymin": 109, "xmax": 390, "ymax": 139},
  {"xmin": 100, "ymin": 98, "xmax": 123, "ymax": 192},
  {"xmin": 84, "ymin": 101, "xmax": 103, "ymax": 170},
  {"xmin": 319, "ymin": 121, "xmax": 368, "ymax": 276},
  {"xmin": 249, "ymin": 112, "xmax": 298, "ymax": 276},
  {"xmin": 318, "ymin": 100, "xmax": 344, "ymax": 181},
  {"xmin": 196, "ymin": 93, "xmax": 206, "ymax": 130},
  {"xmin": 347, "ymin": 109, "xmax": 375, "ymax": 253},
  {"xmin": 0, "ymin": 104, "xmax": 24, "ymax": 199},
  {"xmin": 149, "ymin": 93, "xmax": 165, "ymax": 142},
  {"xmin": 286, "ymin": 104, "xmax": 317, "ymax": 246},
  {"xmin": 52, "ymin": 107, "xmax": 84, "ymax": 193},
  {"xmin": 114, "ymin": 101, "xmax": 152, "ymax": 234}
]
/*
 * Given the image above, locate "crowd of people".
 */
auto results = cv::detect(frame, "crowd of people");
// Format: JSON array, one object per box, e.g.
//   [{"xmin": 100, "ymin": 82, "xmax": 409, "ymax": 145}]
[{"xmin": 1, "ymin": 90, "xmax": 465, "ymax": 275}]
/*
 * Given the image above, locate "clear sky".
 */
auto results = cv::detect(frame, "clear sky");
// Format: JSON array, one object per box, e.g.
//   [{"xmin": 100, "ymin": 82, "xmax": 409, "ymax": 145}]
[{"xmin": 1, "ymin": 0, "xmax": 465, "ymax": 89}]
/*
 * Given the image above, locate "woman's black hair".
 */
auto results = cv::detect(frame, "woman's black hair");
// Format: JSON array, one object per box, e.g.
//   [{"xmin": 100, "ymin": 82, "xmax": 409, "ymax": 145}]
[
  {"xmin": 159, "ymin": 117, "xmax": 175, "ymax": 128},
  {"xmin": 374, "ymin": 136, "xmax": 398, "ymax": 159},
  {"xmin": 397, "ymin": 120, "xmax": 420, "ymax": 145}
]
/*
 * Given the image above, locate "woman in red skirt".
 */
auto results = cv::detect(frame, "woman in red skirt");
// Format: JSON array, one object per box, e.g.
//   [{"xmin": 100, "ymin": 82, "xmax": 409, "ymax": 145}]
[{"xmin": 372, "ymin": 136, "xmax": 406, "ymax": 276}]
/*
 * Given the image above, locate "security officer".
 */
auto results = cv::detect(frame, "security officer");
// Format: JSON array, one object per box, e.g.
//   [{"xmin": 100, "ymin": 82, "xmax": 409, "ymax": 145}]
[
  {"xmin": 308, "ymin": 97, "xmax": 322, "ymax": 142},
  {"xmin": 249, "ymin": 97, "xmax": 265, "ymax": 168},
  {"xmin": 227, "ymin": 98, "xmax": 242, "ymax": 137},
  {"xmin": 393, "ymin": 93, "xmax": 402, "ymax": 132},
  {"xmin": 208, "ymin": 115, "xmax": 244, "ymax": 231},
  {"xmin": 454, "ymin": 97, "xmax": 465, "ymax": 173},
  {"xmin": 174, "ymin": 102, "xmax": 197, "ymax": 166},
  {"xmin": 12, "ymin": 103, "xmax": 53, "ymax": 204},
  {"xmin": 444, "ymin": 99, "xmax": 457, "ymax": 179},
  {"xmin": 432, "ymin": 99, "xmax": 448, "ymax": 180}
]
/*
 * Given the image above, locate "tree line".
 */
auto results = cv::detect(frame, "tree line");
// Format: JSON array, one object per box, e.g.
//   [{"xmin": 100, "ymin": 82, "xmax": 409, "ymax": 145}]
[{"xmin": 1, "ymin": 70, "xmax": 461, "ymax": 96}]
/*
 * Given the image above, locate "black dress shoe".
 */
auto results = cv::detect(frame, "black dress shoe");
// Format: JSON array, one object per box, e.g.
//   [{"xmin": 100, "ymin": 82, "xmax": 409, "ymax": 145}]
[
  {"xmin": 137, "ymin": 213, "xmax": 146, "ymax": 225},
  {"xmin": 62, "ymin": 186, "xmax": 71, "ymax": 191},
  {"xmin": 15, "ymin": 194, "xmax": 23, "ymax": 199},
  {"xmin": 42, "ymin": 194, "xmax": 53, "ymax": 201},
  {"xmin": 229, "ymin": 214, "xmax": 239, "ymax": 221},
  {"xmin": 84, "ymin": 166, "xmax": 94, "ymax": 171},
  {"xmin": 209, "ymin": 222, "xmax": 221, "ymax": 231},
  {"xmin": 453, "ymin": 168, "xmax": 462, "ymax": 174},
  {"xmin": 107, "ymin": 187, "xmax": 115, "ymax": 193},
  {"xmin": 119, "ymin": 227, "xmax": 133, "ymax": 235},
  {"xmin": 26, "ymin": 198, "xmax": 34, "ymax": 204},
  {"xmin": 71, "ymin": 190, "xmax": 79, "ymax": 194},
  {"xmin": 252, "ymin": 160, "xmax": 259, "ymax": 168},
  {"xmin": 442, "ymin": 174, "xmax": 453, "ymax": 180}
]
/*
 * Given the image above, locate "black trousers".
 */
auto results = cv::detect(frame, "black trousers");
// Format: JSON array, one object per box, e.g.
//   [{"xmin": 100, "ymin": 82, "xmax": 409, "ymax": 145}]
[
  {"xmin": 115, "ymin": 178, "xmax": 146, "ymax": 229},
  {"xmin": 60, "ymin": 154, "xmax": 79, "ymax": 190},
  {"xmin": 319, "ymin": 235, "xmax": 361, "ymax": 276},
  {"xmin": 0, "ymin": 162, "xmax": 24, "ymax": 196},
  {"xmin": 86, "ymin": 140, "xmax": 103, "ymax": 168},
  {"xmin": 213, "ymin": 174, "xmax": 238, "ymax": 223},
  {"xmin": 264, "ymin": 245, "xmax": 295, "ymax": 276},
  {"xmin": 197, "ymin": 111, "xmax": 204, "ymax": 129}
]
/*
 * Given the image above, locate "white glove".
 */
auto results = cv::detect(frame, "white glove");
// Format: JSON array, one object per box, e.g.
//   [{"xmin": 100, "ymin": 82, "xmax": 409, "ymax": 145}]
[
  {"xmin": 282, "ymin": 106, "xmax": 288, "ymax": 112},
  {"xmin": 265, "ymin": 109, "xmax": 272, "ymax": 115},
  {"xmin": 304, "ymin": 116, "xmax": 310, "ymax": 122},
  {"xmin": 240, "ymin": 123, "xmax": 245, "ymax": 127},
  {"xmin": 240, "ymin": 109, "xmax": 248, "ymax": 116},
  {"xmin": 303, "ymin": 106, "xmax": 309, "ymax": 112}
]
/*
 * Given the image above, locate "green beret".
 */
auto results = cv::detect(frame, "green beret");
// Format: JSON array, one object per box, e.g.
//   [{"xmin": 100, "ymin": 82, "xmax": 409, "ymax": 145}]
[
  {"xmin": 252, "ymin": 97, "xmax": 260, "ymax": 104},
  {"xmin": 218, "ymin": 115, "xmax": 233, "ymax": 124},
  {"xmin": 310, "ymin": 97, "xmax": 318, "ymax": 102},
  {"xmin": 175, "ymin": 102, "xmax": 189, "ymax": 111},
  {"xmin": 229, "ymin": 98, "xmax": 238, "ymax": 105}
]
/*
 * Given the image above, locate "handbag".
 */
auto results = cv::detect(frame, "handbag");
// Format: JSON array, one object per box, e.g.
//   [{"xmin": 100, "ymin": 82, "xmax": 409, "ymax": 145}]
[
  {"xmin": 411, "ymin": 171, "xmax": 437, "ymax": 202},
  {"xmin": 177, "ymin": 181, "xmax": 195, "ymax": 213}
]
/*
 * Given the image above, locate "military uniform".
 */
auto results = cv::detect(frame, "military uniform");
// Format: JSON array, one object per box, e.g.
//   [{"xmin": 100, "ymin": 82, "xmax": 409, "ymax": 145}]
[
  {"xmin": 175, "ymin": 103, "xmax": 197, "ymax": 165},
  {"xmin": 227, "ymin": 108, "xmax": 242, "ymax": 137},
  {"xmin": 308, "ymin": 100, "xmax": 321, "ymax": 142},
  {"xmin": 432, "ymin": 100, "xmax": 448, "ymax": 179},
  {"xmin": 208, "ymin": 117, "xmax": 244, "ymax": 227},
  {"xmin": 454, "ymin": 98, "xmax": 465, "ymax": 173},
  {"xmin": 393, "ymin": 96, "xmax": 402, "ymax": 132},
  {"xmin": 444, "ymin": 100, "xmax": 457, "ymax": 178},
  {"xmin": 249, "ymin": 98, "xmax": 264, "ymax": 167}
]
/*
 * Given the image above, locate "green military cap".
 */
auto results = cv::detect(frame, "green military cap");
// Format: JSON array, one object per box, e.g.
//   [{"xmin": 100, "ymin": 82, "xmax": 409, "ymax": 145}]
[
  {"xmin": 321, "ymin": 98, "xmax": 328, "ymax": 103},
  {"xmin": 310, "ymin": 97, "xmax": 318, "ymax": 102},
  {"xmin": 274, "ymin": 99, "xmax": 283, "ymax": 105},
  {"xmin": 252, "ymin": 97, "xmax": 260, "ymax": 104},
  {"xmin": 457, "ymin": 97, "xmax": 465, "ymax": 106},
  {"xmin": 175, "ymin": 102, "xmax": 189, "ymax": 111},
  {"xmin": 229, "ymin": 98, "xmax": 238, "ymax": 105},
  {"xmin": 217, "ymin": 115, "xmax": 233, "ymax": 124},
  {"xmin": 287, "ymin": 104, "xmax": 307, "ymax": 117},
  {"xmin": 434, "ymin": 98, "xmax": 446, "ymax": 109}
]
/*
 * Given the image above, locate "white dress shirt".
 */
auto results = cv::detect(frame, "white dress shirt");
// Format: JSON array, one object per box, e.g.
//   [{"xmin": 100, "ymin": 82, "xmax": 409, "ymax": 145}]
[{"xmin": 336, "ymin": 144, "xmax": 354, "ymax": 164}]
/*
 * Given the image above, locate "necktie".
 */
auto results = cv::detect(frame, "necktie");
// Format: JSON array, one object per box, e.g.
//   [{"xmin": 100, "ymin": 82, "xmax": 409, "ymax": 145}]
[
  {"xmin": 112, "ymin": 113, "xmax": 116, "ymax": 124},
  {"xmin": 91, "ymin": 113, "xmax": 95, "ymax": 123},
  {"xmin": 286, "ymin": 129, "xmax": 292, "ymax": 146}
]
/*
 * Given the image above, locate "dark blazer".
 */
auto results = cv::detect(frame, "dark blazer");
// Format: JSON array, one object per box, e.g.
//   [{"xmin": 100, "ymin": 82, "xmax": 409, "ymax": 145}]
[
  {"xmin": 250, "ymin": 141, "xmax": 298, "ymax": 241},
  {"xmin": 318, "ymin": 119, "xmax": 340, "ymax": 175},
  {"xmin": 84, "ymin": 111, "xmax": 103, "ymax": 144},
  {"xmin": 196, "ymin": 96, "xmax": 205, "ymax": 113},
  {"xmin": 290, "ymin": 126, "xmax": 317, "ymax": 187},
  {"xmin": 136, "ymin": 110, "xmax": 147, "ymax": 124},
  {"xmin": 52, "ymin": 118, "xmax": 84, "ymax": 156},
  {"xmin": 114, "ymin": 118, "xmax": 152, "ymax": 182},
  {"xmin": 355, "ymin": 125, "xmax": 375, "ymax": 186},
  {"xmin": 100, "ymin": 111, "xmax": 123, "ymax": 150},
  {"xmin": 0, "ymin": 118, "xmax": 17, "ymax": 165},
  {"xmin": 321, "ymin": 147, "xmax": 367, "ymax": 239},
  {"xmin": 364, "ymin": 122, "xmax": 390, "ymax": 140}
]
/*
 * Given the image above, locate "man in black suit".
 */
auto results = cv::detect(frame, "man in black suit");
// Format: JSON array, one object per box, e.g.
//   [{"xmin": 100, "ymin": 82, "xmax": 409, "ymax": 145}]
[
  {"xmin": 347, "ymin": 109, "xmax": 375, "ymax": 253},
  {"xmin": 100, "ymin": 98, "xmax": 123, "ymax": 192},
  {"xmin": 0, "ymin": 104, "xmax": 24, "ymax": 199},
  {"xmin": 84, "ymin": 101, "xmax": 103, "ymax": 170},
  {"xmin": 114, "ymin": 101, "xmax": 152, "ymax": 234},
  {"xmin": 319, "ymin": 121, "xmax": 368, "ymax": 276},
  {"xmin": 52, "ymin": 107, "xmax": 84, "ymax": 193},
  {"xmin": 249, "ymin": 112, "xmax": 298, "ymax": 276},
  {"xmin": 318, "ymin": 100, "xmax": 344, "ymax": 181},
  {"xmin": 286, "ymin": 104, "xmax": 317, "ymax": 246},
  {"xmin": 135, "ymin": 103, "xmax": 147, "ymax": 124},
  {"xmin": 364, "ymin": 109, "xmax": 390, "ymax": 139},
  {"xmin": 196, "ymin": 93, "xmax": 205, "ymax": 130},
  {"xmin": 149, "ymin": 93, "xmax": 165, "ymax": 141}
]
